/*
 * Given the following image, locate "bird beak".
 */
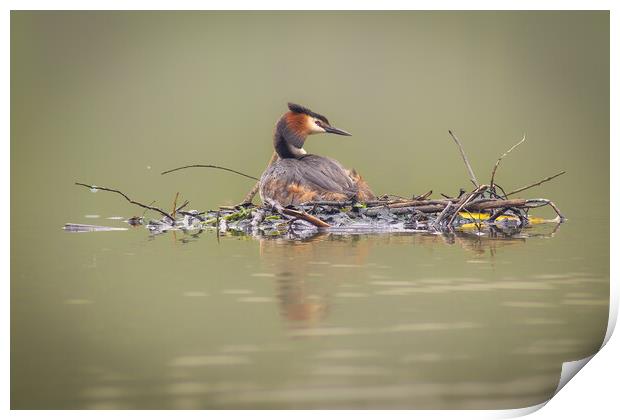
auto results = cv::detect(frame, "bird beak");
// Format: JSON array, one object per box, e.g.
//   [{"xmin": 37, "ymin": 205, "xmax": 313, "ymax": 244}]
[{"xmin": 324, "ymin": 125, "xmax": 352, "ymax": 136}]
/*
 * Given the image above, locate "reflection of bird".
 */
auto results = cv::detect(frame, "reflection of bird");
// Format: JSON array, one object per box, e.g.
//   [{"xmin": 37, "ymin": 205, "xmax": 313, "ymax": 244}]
[
  {"xmin": 255, "ymin": 230, "xmax": 543, "ymax": 327},
  {"xmin": 259, "ymin": 103, "xmax": 375, "ymax": 206},
  {"xmin": 259, "ymin": 234, "xmax": 372, "ymax": 326}
]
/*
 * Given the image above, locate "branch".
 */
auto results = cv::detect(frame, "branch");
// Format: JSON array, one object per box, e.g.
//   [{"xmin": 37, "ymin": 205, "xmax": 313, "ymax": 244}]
[
  {"xmin": 447, "ymin": 184, "xmax": 489, "ymax": 227},
  {"xmin": 161, "ymin": 164, "xmax": 259, "ymax": 181},
  {"xmin": 414, "ymin": 190, "xmax": 433, "ymax": 200},
  {"xmin": 525, "ymin": 199, "xmax": 567, "ymax": 221},
  {"xmin": 490, "ymin": 134, "xmax": 526, "ymax": 188},
  {"xmin": 448, "ymin": 130, "xmax": 479, "ymax": 187},
  {"xmin": 265, "ymin": 198, "xmax": 330, "ymax": 228},
  {"xmin": 505, "ymin": 171, "xmax": 566, "ymax": 197},
  {"xmin": 432, "ymin": 202, "xmax": 454, "ymax": 229},
  {"xmin": 75, "ymin": 182, "xmax": 175, "ymax": 222},
  {"xmin": 240, "ymin": 152, "xmax": 279, "ymax": 205},
  {"xmin": 367, "ymin": 204, "xmax": 446, "ymax": 216},
  {"xmin": 174, "ymin": 200, "xmax": 190, "ymax": 215},
  {"xmin": 171, "ymin": 192, "xmax": 180, "ymax": 219}
]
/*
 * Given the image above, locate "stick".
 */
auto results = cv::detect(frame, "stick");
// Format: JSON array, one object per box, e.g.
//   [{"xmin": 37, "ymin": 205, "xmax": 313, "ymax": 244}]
[
  {"xmin": 447, "ymin": 184, "xmax": 488, "ymax": 226},
  {"xmin": 241, "ymin": 151, "xmax": 279, "ymax": 205},
  {"xmin": 300, "ymin": 198, "xmax": 457, "ymax": 209},
  {"xmin": 175, "ymin": 200, "xmax": 190, "ymax": 213},
  {"xmin": 448, "ymin": 130, "xmax": 479, "ymax": 187},
  {"xmin": 281, "ymin": 208, "xmax": 330, "ymax": 228},
  {"xmin": 546, "ymin": 201, "xmax": 567, "ymax": 222},
  {"xmin": 524, "ymin": 199, "xmax": 566, "ymax": 221},
  {"xmin": 467, "ymin": 198, "xmax": 526, "ymax": 210},
  {"xmin": 367, "ymin": 204, "xmax": 446, "ymax": 216},
  {"xmin": 365, "ymin": 198, "xmax": 548, "ymax": 215},
  {"xmin": 171, "ymin": 192, "xmax": 180, "ymax": 219},
  {"xmin": 265, "ymin": 198, "xmax": 330, "ymax": 228},
  {"xmin": 413, "ymin": 190, "xmax": 433, "ymax": 200},
  {"xmin": 161, "ymin": 164, "xmax": 259, "ymax": 181},
  {"xmin": 490, "ymin": 134, "xmax": 526, "ymax": 189},
  {"xmin": 300, "ymin": 200, "xmax": 356, "ymax": 207},
  {"xmin": 241, "ymin": 183, "xmax": 261, "ymax": 205},
  {"xmin": 75, "ymin": 183, "xmax": 175, "ymax": 222},
  {"xmin": 505, "ymin": 171, "xmax": 566, "ymax": 197},
  {"xmin": 433, "ymin": 202, "xmax": 454, "ymax": 229}
]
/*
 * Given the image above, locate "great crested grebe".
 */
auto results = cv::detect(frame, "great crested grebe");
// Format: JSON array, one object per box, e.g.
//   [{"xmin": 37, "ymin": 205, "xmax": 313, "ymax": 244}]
[{"xmin": 259, "ymin": 103, "xmax": 375, "ymax": 206}]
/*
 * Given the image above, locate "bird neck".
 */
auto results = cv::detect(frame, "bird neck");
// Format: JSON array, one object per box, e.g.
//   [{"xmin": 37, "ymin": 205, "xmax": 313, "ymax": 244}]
[{"xmin": 274, "ymin": 117, "xmax": 308, "ymax": 159}]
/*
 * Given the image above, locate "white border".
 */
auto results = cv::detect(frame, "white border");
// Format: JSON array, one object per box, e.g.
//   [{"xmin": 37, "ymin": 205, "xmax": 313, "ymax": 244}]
[{"xmin": 4, "ymin": 1, "xmax": 617, "ymax": 419}]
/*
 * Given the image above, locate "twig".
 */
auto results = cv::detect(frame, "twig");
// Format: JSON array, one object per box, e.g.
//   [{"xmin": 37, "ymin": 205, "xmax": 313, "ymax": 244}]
[
  {"xmin": 241, "ymin": 183, "xmax": 261, "ymax": 205},
  {"xmin": 467, "ymin": 198, "xmax": 527, "ymax": 211},
  {"xmin": 161, "ymin": 164, "xmax": 259, "ymax": 181},
  {"xmin": 490, "ymin": 134, "xmax": 526, "ymax": 189},
  {"xmin": 524, "ymin": 199, "xmax": 567, "ymax": 221},
  {"xmin": 433, "ymin": 202, "xmax": 454, "ymax": 229},
  {"xmin": 75, "ymin": 182, "xmax": 175, "ymax": 222},
  {"xmin": 142, "ymin": 200, "xmax": 157, "ymax": 217},
  {"xmin": 380, "ymin": 193, "xmax": 410, "ymax": 201},
  {"xmin": 492, "ymin": 183, "xmax": 509, "ymax": 200},
  {"xmin": 506, "ymin": 171, "xmax": 566, "ymax": 197},
  {"xmin": 367, "ymin": 204, "xmax": 446, "ymax": 216},
  {"xmin": 175, "ymin": 200, "xmax": 190, "ymax": 213},
  {"xmin": 171, "ymin": 192, "xmax": 180, "ymax": 219},
  {"xmin": 281, "ymin": 208, "xmax": 330, "ymax": 228},
  {"xmin": 216, "ymin": 210, "xmax": 221, "ymax": 242},
  {"xmin": 241, "ymin": 151, "xmax": 279, "ymax": 204},
  {"xmin": 545, "ymin": 201, "xmax": 566, "ymax": 222},
  {"xmin": 414, "ymin": 190, "xmax": 433, "ymax": 200},
  {"xmin": 488, "ymin": 207, "xmax": 510, "ymax": 223},
  {"xmin": 265, "ymin": 198, "xmax": 330, "ymax": 228},
  {"xmin": 301, "ymin": 200, "xmax": 355, "ymax": 207},
  {"xmin": 447, "ymin": 184, "xmax": 488, "ymax": 227},
  {"xmin": 448, "ymin": 130, "xmax": 479, "ymax": 187}
]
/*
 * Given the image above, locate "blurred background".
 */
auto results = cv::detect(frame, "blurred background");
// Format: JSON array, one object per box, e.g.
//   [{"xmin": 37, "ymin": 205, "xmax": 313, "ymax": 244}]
[
  {"xmin": 11, "ymin": 11, "xmax": 609, "ymax": 217},
  {"xmin": 11, "ymin": 11, "xmax": 609, "ymax": 409}
]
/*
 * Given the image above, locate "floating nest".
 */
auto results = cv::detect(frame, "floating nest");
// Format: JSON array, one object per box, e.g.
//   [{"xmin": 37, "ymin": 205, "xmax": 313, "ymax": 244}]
[
  {"xmin": 66, "ymin": 132, "xmax": 566, "ymax": 239},
  {"xmin": 66, "ymin": 182, "xmax": 565, "ymax": 240}
]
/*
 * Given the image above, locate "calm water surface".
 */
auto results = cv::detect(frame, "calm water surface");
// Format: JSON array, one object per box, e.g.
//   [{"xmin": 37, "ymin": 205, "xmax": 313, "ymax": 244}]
[{"xmin": 11, "ymin": 216, "xmax": 608, "ymax": 409}]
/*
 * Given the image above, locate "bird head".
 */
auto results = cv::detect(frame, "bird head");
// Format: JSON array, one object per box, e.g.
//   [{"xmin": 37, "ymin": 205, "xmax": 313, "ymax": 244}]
[{"xmin": 284, "ymin": 103, "xmax": 352, "ymax": 137}]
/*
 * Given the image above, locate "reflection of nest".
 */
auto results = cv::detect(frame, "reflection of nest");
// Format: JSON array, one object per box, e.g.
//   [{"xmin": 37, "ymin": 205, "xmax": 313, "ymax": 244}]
[{"xmin": 254, "ymin": 224, "xmax": 561, "ymax": 327}]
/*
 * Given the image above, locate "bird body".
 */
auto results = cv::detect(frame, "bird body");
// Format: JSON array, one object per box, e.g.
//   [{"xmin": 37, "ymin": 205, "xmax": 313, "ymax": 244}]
[{"xmin": 259, "ymin": 103, "xmax": 374, "ymax": 206}]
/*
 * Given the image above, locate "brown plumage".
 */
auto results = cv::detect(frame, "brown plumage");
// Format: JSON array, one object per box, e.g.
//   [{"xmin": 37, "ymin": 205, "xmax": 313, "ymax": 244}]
[{"xmin": 259, "ymin": 103, "xmax": 375, "ymax": 206}]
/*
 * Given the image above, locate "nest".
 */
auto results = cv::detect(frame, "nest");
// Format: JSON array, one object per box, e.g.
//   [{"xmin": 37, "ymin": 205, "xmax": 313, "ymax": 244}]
[
  {"xmin": 67, "ymin": 132, "xmax": 566, "ymax": 239},
  {"xmin": 68, "ymin": 181, "xmax": 565, "ymax": 240}
]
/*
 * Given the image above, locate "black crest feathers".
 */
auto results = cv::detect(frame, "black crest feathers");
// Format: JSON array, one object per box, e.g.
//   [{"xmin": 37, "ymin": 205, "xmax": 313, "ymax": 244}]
[{"xmin": 287, "ymin": 103, "xmax": 330, "ymax": 125}]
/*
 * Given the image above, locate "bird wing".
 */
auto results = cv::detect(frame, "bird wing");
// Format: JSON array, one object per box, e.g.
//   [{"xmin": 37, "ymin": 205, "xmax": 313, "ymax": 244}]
[{"xmin": 292, "ymin": 155, "xmax": 358, "ymax": 196}]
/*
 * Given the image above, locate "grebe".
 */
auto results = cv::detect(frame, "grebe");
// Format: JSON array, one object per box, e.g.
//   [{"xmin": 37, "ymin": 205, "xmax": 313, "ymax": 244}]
[{"xmin": 259, "ymin": 103, "xmax": 375, "ymax": 206}]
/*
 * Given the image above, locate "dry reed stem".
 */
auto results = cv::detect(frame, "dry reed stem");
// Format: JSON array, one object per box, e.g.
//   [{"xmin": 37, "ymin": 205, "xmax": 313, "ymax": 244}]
[
  {"xmin": 161, "ymin": 164, "xmax": 259, "ymax": 181},
  {"xmin": 75, "ymin": 182, "xmax": 175, "ymax": 222},
  {"xmin": 506, "ymin": 171, "xmax": 566, "ymax": 197},
  {"xmin": 490, "ymin": 134, "xmax": 526, "ymax": 189},
  {"xmin": 448, "ymin": 130, "xmax": 479, "ymax": 187}
]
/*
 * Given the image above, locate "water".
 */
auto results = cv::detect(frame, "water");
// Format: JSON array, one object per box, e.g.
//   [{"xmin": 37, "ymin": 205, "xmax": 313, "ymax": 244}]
[
  {"xmin": 10, "ymin": 219, "xmax": 608, "ymax": 409},
  {"xmin": 11, "ymin": 11, "xmax": 609, "ymax": 409}
]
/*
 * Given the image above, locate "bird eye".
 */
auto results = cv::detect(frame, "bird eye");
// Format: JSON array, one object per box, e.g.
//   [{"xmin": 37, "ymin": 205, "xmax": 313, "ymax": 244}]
[{"xmin": 314, "ymin": 120, "xmax": 322, "ymax": 126}]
